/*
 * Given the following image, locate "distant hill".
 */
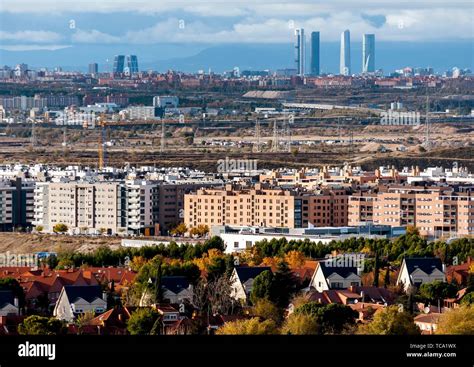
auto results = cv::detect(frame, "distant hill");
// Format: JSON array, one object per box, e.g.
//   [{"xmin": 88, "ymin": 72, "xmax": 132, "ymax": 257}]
[{"xmin": 0, "ymin": 41, "xmax": 472, "ymax": 74}]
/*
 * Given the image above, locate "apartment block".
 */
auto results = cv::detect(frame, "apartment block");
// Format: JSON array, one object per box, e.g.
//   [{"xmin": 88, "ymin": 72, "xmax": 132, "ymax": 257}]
[
  {"xmin": 34, "ymin": 181, "xmax": 125, "ymax": 234},
  {"xmin": 0, "ymin": 178, "xmax": 34, "ymax": 231},
  {"xmin": 349, "ymin": 186, "xmax": 474, "ymax": 237},
  {"xmin": 184, "ymin": 184, "xmax": 349, "ymax": 230}
]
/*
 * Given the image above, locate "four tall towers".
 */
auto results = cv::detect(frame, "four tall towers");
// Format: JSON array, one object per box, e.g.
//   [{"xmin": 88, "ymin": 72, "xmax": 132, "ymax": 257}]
[{"xmin": 295, "ymin": 28, "xmax": 376, "ymax": 76}]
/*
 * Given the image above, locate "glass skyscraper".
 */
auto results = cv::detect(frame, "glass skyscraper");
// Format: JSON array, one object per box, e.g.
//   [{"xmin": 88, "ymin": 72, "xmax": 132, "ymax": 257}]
[
  {"xmin": 362, "ymin": 34, "xmax": 375, "ymax": 73},
  {"xmin": 127, "ymin": 55, "xmax": 139, "ymax": 74},
  {"xmin": 295, "ymin": 28, "xmax": 305, "ymax": 77},
  {"xmin": 310, "ymin": 31, "xmax": 320, "ymax": 76},
  {"xmin": 113, "ymin": 55, "xmax": 125, "ymax": 74},
  {"xmin": 340, "ymin": 30, "xmax": 351, "ymax": 76}
]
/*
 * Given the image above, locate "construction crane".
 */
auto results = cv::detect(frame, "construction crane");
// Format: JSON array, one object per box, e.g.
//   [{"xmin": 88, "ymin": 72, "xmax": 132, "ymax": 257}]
[{"xmin": 98, "ymin": 114, "xmax": 107, "ymax": 170}]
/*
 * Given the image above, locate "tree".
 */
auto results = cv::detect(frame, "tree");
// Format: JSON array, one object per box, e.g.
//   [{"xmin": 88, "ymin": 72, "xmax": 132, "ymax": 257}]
[
  {"xmin": 170, "ymin": 223, "xmax": 187, "ymax": 237},
  {"xmin": 436, "ymin": 306, "xmax": 474, "ymax": 334},
  {"xmin": 18, "ymin": 315, "xmax": 65, "ymax": 335},
  {"xmin": 216, "ymin": 317, "xmax": 278, "ymax": 335},
  {"xmin": 250, "ymin": 270, "xmax": 274, "ymax": 305},
  {"xmin": 271, "ymin": 261, "xmax": 297, "ymax": 308},
  {"xmin": 35, "ymin": 225, "xmax": 44, "ymax": 233},
  {"xmin": 251, "ymin": 299, "xmax": 282, "ymax": 324},
  {"xmin": 127, "ymin": 308, "xmax": 160, "ymax": 335},
  {"xmin": 56, "ymin": 258, "xmax": 75, "ymax": 270},
  {"xmin": 357, "ymin": 306, "xmax": 420, "ymax": 335},
  {"xmin": 284, "ymin": 250, "xmax": 306, "ymax": 268},
  {"xmin": 460, "ymin": 292, "xmax": 474, "ymax": 306},
  {"xmin": 419, "ymin": 281, "xmax": 458, "ymax": 303},
  {"xmin": 190, "ymin": 225, "xmax": 209, "ymax": 238},
  {"xmin": 294, "ymin": 302, "xmax": 358, "ymax": 334},
  {"xmin": 53, "ymin": 223, "xmax": 68, "ymax": 234},
  {"xmin": 281, "ymin": 313, "xmax": 319, "ymax": 335},
  {"xmin": 75, "ymin": 311, "xmax": 96, "ymax": 334}
]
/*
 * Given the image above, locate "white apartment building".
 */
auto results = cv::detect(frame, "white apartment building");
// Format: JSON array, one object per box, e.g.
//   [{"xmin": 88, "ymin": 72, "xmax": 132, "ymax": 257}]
[{"xmin": 34, "ymin": 181, "xmax": 126, "ymax": 235}]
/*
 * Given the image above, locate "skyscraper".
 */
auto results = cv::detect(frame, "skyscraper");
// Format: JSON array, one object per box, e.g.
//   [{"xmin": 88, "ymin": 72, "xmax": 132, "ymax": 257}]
[
  {"xmin": 362, "ymin": 34, "xmax": 375, "ymax": 73},
  {"xmin": 113, "ymin": 55, "xmax": 125, "ymax": 74},
  {"xmin": 310, "ymin": 31, "xmax": 320, "ymax": 76},
  {"xmin": 88, "ymin": 63, "xmax": 98, "ymax": 75},
  {"xmin": 126, "ymin": 55, "xmax": 139, "ymax": 74},
  {"xmin": 295, "ymin": 28, "xmax": 305, "ymax": 77},
  {"xmin": 340, "ymin": 30, "xmax": 351, "ymax": 76}
]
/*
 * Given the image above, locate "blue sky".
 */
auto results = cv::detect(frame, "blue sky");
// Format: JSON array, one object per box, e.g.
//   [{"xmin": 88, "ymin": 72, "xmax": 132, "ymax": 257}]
[
  {"xmin": 0, "ymin": 1, "xmax": 473, "ymax": 72},
  {"xmin": 1, "ymin": 0, "xmax": 473, "ymax": 50}
]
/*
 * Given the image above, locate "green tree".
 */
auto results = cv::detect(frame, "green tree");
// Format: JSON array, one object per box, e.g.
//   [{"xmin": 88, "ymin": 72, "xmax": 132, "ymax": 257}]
[
  {"xmin": 271, "ymin": 261, "xmax": 297, "ymax": 308},
  {"xmin": 53, "ymin": 223, "xmax": 68, "ymax": 233},
  {"xmin": 250, "ymin": 270, "xmax": 274, "ymax": 305},
  {"xmin": 294, "ymin": 302, "xmax": 358, "ymax": 334},
  {"xmin": 436, "ymin": 305, "xmax": 474, "ymax": 334},
  {"xmin": 460, "ymin": 292, "xmax": 474, "ymax": 306},
  {"xmin": 18, "ymin": 315, "xmax": 65, "ymax": 335},
  {"xmin": 357, "ymin": 306, "xmax": 420, "ymax": 335},
  {"xmin": 216, "ymin": 317, "xmax": 278, "ymax": 335},
  {"xmin": 419, "ymin": 281, "xmax": 458, "ymax": 303},
  {"xmin": 127, "ymin": 308, "xmax": 160, "ymax": 335}
]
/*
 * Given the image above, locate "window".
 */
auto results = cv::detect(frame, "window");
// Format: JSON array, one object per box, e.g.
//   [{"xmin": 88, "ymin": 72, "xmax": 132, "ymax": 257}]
[{"xmin": 234, "ymin": 241, "xmax": 239, "ymax": 248}]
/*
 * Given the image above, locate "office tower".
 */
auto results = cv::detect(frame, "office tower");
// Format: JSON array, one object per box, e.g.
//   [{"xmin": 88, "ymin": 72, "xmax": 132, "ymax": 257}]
[
  {"xmin": 126, "ymin": 55, "xmax": 139, "ymax": 74},
  {"xmin": 88, "ymin": 63, "xmax": 98, "ymax": 75},
  {"xmin": 113, "ymin": 55, "xmax": 125, "ymax": 74},
  {"xmin": 362, "ymin": 34, "xmax": 375, "ymax": 73},
  {"xmin": 340, "ymin": 30, "xmax": 351, "ymax": 76},
  {"xmin": 295, "ymin": 28, "xmax": 305, "ymax": 76},
  {"xmin": 310, "ymin": 31, "xmax": 320, "ymax": 76}
]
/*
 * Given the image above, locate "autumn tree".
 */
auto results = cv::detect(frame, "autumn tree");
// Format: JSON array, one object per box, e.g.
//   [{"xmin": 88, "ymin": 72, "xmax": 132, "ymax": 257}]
[
  {"xmin": 251, "ymin": 299, "xmax": 282, "ymax": 324},
  {"xmin": 170, "ymin": 223, "xmax": 187, "ymax": 237},
  {"xmin": 53, "ymin": 223, "xmax": 68, "ymax": 234},
  {"xmin": 436, "ymin": 305, "xmax": 474, "ymax": 334},
  {"xmin": 216, "ymin": 317, "xmax": 278, "ymax": 335},
  {"xmin": 284, "ymin": 250, "xmax": 306, "ymax": 268},
  {"xmin": 281, "ymin": 313, "xmax": 319, "ymax": 335},
  {"xmin": 357, "ymin": 306, "xmax": 420, "ymax": 335}
]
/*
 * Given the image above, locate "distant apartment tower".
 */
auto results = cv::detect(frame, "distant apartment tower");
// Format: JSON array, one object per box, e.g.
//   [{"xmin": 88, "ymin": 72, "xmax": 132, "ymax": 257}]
[
  {"xmin": 113, "ymin": 55, "xmax": 125, "ymax": 74},
  {"xmin": 126, "ymin": 55, "xmax": 139, "ymax": 74},
  {"xmin": 362, "ymin": 34, "xmax": 375, "ymax": 73},
  {"xmin": 153, "ymin": 96, "xmax": 179, "ymax": 108},
  {"xmin": 310, "ymin": 31, "xmax": 320, "ymax": 76},
  {"xmin": 88, "ymin": 63, "xmax": 98, "ymax": 75},
  {"xmin": 340, "ymin": 30, "xmax": 351, "ymax": 76},
  {"xmin": 295, "ymin": 28, "xmax": 306, "ymax": 76}
]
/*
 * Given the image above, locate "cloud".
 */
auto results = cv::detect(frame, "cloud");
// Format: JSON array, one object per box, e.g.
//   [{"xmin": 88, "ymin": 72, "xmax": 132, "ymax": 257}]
[
  {"xmin": 71, "ymin": 29, "xmax": 121, "ymax": 43},
  {"xmin": 0, "ymin": 30, "xmax": 63, "ymax": 43},
  {"xmin": 0, "ymin": 44, "xmax": 71, "ymax": 51}
]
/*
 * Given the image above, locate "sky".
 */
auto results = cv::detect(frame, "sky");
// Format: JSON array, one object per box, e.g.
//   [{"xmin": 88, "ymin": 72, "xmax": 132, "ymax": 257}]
[{"xmin": 0, "ymin": 0, "xmax": 473, "ymax": 72}]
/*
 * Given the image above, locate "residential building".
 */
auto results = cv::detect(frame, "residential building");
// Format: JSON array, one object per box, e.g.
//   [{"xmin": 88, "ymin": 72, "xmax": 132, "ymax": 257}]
[
  {"xmin": 309, "ymin": 259, "xmax": 362, "ymax": 292},
  {"xmin": 161, "ymin": 276, "xmax": 194, "ymax": 304},
  {"xmin": 153, "ymin": 95, "xmax": 179, "ymax": 108},
  {"xmin": 230, "ymin": 266, "xmax": 272, "ymax": 302},
  {"xmin": 414, "ymin": 313, "xmax": 441, "ymax": 334},
  {"xmin": 0, "ymin": 178, "xmax": 34, "ymax": 231},
  {"xmin": 396, "ymin": 257, "xmax": 446, "ymax": 291},
  {"xmin": 0, "ymin": 291, "xmax": 19, "ymax": 316},
  {"xmin": 53, "ymin": 285, "xmax": 107, "ymax": 322}
]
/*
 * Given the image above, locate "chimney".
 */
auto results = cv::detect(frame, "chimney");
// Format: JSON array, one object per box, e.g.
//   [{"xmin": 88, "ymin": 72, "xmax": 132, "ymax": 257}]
[
  {"xmin": 14, "ymin": 297, "xmax": 19, "ymax": 308},
  {"xmin": 103, "ymin": 291, "xmax": 108, "ymax": 302},
  {"xmin": 360, "ymin": 291, "xmax": 365, "ymax": 303}
]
